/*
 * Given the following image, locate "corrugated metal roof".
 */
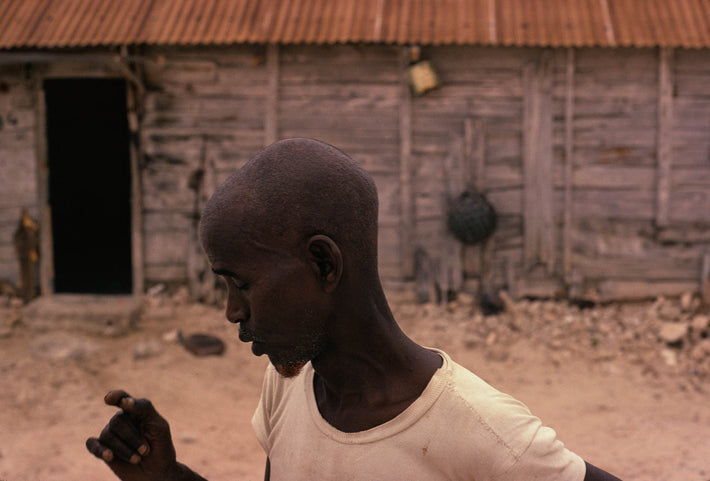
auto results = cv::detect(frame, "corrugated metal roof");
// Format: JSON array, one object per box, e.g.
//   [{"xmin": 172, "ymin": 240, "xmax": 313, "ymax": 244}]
[{"xmin": 1, "ymin": 0, "xmax": 710, "ymax": 50}]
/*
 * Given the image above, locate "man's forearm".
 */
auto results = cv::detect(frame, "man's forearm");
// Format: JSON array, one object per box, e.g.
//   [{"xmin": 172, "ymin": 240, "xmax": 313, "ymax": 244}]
[
  {"xmin": 584, "ymin": 461, "xmax": 622, "ymax": 481},
  {"xmin": 166, "ymin": 462, "xmax": 209, "ymax": 481}
]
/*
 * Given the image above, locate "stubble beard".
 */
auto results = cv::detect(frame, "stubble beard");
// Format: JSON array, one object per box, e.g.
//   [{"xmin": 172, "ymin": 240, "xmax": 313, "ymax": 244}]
[
  {"xmin": 272, "ymin": 359, "xmax": 308, "ymax": 378},
  {"xmin": 269, "ymin": 325, "xmax": 327, "ymax": 378}
]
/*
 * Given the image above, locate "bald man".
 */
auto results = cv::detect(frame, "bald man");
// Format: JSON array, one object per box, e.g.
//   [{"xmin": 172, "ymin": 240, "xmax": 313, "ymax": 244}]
[{"xmin": 87, "ymin": 138, "xmax": 620, "ymax": 480}]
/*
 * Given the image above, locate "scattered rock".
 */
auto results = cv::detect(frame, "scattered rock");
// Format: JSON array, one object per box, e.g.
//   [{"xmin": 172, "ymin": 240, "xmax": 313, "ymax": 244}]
[
  {"xmin": 146, "ymin": 283, "xmax": 166, "ymax": 297},
  {"xmin": 398, "ymin": 293, "xmax": 710, "ymax": 381},
  {"xmin": 691, "ymin": 315, "xmax": 709, "ymax": 333},
  {"xmin": 485, "ymin": 345, "xmax": 510, "ymax": 362},
  {"xmin": 497, "ymin": 290, "xmax": 517, "ymax": 314},
  {"xmin": 133, "ymin": 340, "xmax": 164, "ymax": 360},
  {"xmin": 658, "ymin": 303, "xmax": 682, "ymax": 321},
  {"xmin": 479, "ymin": 290, "xmax": 505, "ymax": 316},
  {"xmin": 658, "ymin": 322, "xmax": 688, "ymax": 344},
  {"xmin": 29, "ymin": 332, "xmax": 101, "ymax": 360},
  {"xmin": 462, "ymin": 333, "xmax": 482, "ymax": 349},
  {"xmin": 9, "ymin": 297, "xmax": 24, "ymax": 309},
  {"xmin": 661, "ymin": 349, "xmax": 678, "ymax": 367},
  {"xmin": 171, "ymin": 286, "xmax": 191, "ymax": 305},
  {"xmin": 162, "ymin": 328, "xmax": 181, "ymax": 343},
  {"xmin": 178, "ymin": 331, "xmax": 225, "ymax": 356},
  {"xmin": 179, "ymin": 433, "xmax": 198, "ymax": 444},
  {"xmin": 0, "ymin": 307, "xmax": 22, "ymax": 335},
  {"xmin": 680, "ymin": 291, "xmax": 696, "ymax": 313},
  {"xmin": 690, "ymin": 340, "xmax": 710, "ymax": 362},
  {"xmin": 456, "ymin": 292, "xmax": 475, "ymax": 306}
]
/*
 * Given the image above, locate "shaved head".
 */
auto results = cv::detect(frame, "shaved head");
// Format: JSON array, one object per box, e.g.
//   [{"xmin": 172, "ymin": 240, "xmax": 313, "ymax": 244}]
[{"xmin": 200, "ymin": 138, "xmax": 380, "ymax": 279}]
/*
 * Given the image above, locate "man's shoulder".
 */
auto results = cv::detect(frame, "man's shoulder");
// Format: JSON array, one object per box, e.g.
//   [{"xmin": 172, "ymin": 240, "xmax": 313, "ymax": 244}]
[
  {"xmin": 433, "ymin": 350, "xmax": 510, "ymax": 406},
  {"xmin": 435, "ymin": 352, "xmax": 540, "ymax": 442}
]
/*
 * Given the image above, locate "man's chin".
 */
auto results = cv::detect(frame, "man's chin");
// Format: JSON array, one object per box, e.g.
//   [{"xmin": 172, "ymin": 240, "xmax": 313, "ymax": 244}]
[{"xmin": 273, "ymin": 359, "xmax": 307, "ymax": 378}]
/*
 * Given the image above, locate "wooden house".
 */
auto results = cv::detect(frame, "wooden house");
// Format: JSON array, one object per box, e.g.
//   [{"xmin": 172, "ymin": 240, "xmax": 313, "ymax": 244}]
[{"xmin": 1, "ymin": 0, "xmax": 710, "ymax": 303}]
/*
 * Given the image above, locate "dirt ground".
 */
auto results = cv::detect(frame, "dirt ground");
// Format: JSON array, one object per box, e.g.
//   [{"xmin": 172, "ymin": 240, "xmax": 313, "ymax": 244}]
[{"xmin": 1, "ymin": 291, "xmax": 709, "ymax": 481}]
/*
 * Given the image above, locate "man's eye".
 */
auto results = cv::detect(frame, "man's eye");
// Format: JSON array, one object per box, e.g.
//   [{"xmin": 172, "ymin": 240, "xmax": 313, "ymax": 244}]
[{"xmin": 231, "ymin": 278, "xmax": 249, "ymax": 291}]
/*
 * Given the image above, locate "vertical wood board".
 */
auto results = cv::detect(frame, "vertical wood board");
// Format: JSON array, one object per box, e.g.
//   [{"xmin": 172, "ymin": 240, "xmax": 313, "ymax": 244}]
[
  {"xmin": 563, "ymin": 48, "xmax": 575, "ymax": 284},
  {"xmin": 264, "ymin": 44, "xmax": 279, "ymax": 146},
  {"xmin": 656, "ymin": 47, "xmax": 674, "ymax": 227},
  {"xmin": 523, "ymin": 51, "xmax": 555, "ymax": 272}
]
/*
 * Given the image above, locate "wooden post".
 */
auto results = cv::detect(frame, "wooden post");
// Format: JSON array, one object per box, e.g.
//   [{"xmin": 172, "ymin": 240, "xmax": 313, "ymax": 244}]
[
  {"xmin": 563, "ymin": 48, "xmax": 575, "ymax": 285},
  {"xmin": 441, "ymin": 135, "xmax": 464, "ymax": 297},
  {"xmin": 265, "ymin": 44, "xmax": 280, "ymax": 146},
  {"xmin": 464, "ymin": 118, "xmax": 485, "ymax": 190},
  {"xmin": 35, "ymin": 83, "xmax": 53, "ymax": 296},
  {"xmin": 656, "ymin": 47, "xmax": 674, "ymax": 228},
  {"xmin": 523, "ymin": 50, "xmax": 555, "ymax": 273},
  {"xmin": 126, "ymin": 83, "xmax": 144, "ymax": 296},
  {"xmin": 702, "ymin": 252, "xmax": 710, "ymax": 306},
  {"xmin": 464, "ymin": 118, "xmax": 492, "ymax": 295},
  {"xmin": 399, "ymin": 47, "xmax": 415, "ymax": 279}
]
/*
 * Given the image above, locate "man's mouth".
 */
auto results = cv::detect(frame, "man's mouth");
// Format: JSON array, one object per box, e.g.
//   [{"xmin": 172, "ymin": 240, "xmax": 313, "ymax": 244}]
[
  {"xmin": 238, "ymin": 326, "xmax": 256, "ymax": 343},
  {"xmin": 238, "ymin": 326, "xmax": 268, "ymax": 356},
  {"xmin": 251, "ymin": 341, "xmax": 266, "ymax": 356}
]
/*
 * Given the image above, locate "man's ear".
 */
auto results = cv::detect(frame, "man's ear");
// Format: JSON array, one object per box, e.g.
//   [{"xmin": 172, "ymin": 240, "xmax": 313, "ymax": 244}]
[{"xmin": 307, "ymin": 235, "xmax": 343, "ymax": 293}]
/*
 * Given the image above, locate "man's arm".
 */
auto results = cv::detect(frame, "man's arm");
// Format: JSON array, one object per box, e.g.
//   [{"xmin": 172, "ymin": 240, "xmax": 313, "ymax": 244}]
[
  {"xmin": 86, "ymin": 390, "xmax": 207, "ymax": 481},
  {"xmin": 584, "ymin": 461, "xmax": 622, "ymax": 481}
]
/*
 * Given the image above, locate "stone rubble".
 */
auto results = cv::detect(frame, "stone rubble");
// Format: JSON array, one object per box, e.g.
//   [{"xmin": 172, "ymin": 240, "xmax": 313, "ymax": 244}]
[
  {"xmin": 2, "ymin": 288, "xmax": 709, "ymax": 382},
  {"xmin": 392, "ymin": 291, "xmax": 710, "ymax": 382}
]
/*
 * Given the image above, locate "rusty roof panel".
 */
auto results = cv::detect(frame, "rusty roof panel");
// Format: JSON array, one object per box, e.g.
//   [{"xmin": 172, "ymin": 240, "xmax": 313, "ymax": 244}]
[
  {"xmin": 1, "ymin": 0, "xmax": 710, "ymax": 50},
  {"xmin": 609, "ymin": 0, "xmax": 710, "ymax": 48}
]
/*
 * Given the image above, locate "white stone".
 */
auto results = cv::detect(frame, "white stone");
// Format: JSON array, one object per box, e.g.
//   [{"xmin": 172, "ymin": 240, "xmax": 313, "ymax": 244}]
[
  {"xmin": 658, "ymin": 322, "xmax": 688, "ymax": 344},
  {"xmin": 680, "ymin": 291, "xmax": 695, "ymax": 312},
  {"xmin": 691, "ymin": 315, "xmax": 709, "ymax": 333},
  {"xmin": 660, "ymin": 348, "xmax": 678, "ymax": 366}
]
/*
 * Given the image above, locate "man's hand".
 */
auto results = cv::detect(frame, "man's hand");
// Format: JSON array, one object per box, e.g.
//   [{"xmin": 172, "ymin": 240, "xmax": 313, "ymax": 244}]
[{"xmin": 86, "ymin": 390, "xmax": 205, "ymax": 481}]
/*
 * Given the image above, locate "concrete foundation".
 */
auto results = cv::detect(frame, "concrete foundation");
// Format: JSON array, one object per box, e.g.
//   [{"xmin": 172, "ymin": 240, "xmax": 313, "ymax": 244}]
[{"xmin": 23, "ymin": 294, "xmax": 141, "ymax": 336}]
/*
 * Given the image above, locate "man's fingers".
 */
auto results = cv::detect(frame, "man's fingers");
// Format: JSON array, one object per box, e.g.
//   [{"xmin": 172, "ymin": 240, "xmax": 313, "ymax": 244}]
[
  {"xmin": 102, "ymin": 390, "xmax": 162, "ymax": 455},
  {"xmin": 104, "ymin": 390, "xmax": 159, "ymax": 422},
  {"xmin": 100, "ymin": 427, "xmax": 142, "ymax": 464},
  {"xmin": 104, "ymin": 389, "xmax": 132, "ymax": 407},
  {"xmin": 105, "ymin": 390, "xmax": 160, "ymax": 430},
  {"xmin": 86, "ymin": 437, "xmax": 122, "ymax": 463},
  {"xmin": 107, "ymin": 411, "xmax": 149, "ymax": 456},
  {"xmin": 123, "ymin": 397, "xmax": 157, "ymax": 419},
  {"xmin": 87, "ymin": 435, "xmax": 141, "ymax": 465},
  {"xmin": 86, "ymin": 436, "xmax": 111, "ymax": 460}
]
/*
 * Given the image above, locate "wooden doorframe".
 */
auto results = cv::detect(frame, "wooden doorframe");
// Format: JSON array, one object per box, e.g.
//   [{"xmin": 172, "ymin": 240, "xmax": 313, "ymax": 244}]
[{"xmin": 34, "ymin": 66, "xmax": 144, "ymax": 297}]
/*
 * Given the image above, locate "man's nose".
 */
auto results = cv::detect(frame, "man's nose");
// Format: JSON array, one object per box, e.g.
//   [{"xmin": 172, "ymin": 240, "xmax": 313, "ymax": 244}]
[{"xmin": 226, "ymin": 291, "xmax": 248, "ymax": 324}]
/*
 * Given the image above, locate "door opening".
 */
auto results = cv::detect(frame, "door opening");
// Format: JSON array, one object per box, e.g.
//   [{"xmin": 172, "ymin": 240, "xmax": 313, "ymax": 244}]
[{"xmin": 44, "ymin": 78, "xmax": 132, "ymax": 294}]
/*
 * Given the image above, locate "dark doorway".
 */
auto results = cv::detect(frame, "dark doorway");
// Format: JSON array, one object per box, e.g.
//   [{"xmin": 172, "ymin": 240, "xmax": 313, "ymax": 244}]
[{"xmin": 44, "ymin": 78, "xmax": 132, "ymax": 294}]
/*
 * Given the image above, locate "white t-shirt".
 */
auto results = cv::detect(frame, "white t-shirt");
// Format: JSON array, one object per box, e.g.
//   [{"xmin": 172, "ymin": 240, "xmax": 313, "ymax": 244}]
[{"xmin": 252, "ymin": 349, "xmax": 586, "ymax": 481}]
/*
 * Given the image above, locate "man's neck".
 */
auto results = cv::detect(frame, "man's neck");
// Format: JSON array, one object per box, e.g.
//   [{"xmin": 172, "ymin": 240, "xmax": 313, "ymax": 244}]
[{"xmin": 310, "ymin": 300, "xmax": 442, "ymax": 432}]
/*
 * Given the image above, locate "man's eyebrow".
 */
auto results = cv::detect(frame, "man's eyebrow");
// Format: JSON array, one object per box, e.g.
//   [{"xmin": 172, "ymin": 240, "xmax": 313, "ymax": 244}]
[{"xmin": 211, "ymin": 268, "xmax": 237, "ymax": 277}]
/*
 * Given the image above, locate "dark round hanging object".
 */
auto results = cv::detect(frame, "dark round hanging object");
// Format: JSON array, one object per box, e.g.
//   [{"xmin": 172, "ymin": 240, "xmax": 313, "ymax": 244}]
[{"xmin": 447, "ymin": 187, "xmax": 497, "ymax": 245}]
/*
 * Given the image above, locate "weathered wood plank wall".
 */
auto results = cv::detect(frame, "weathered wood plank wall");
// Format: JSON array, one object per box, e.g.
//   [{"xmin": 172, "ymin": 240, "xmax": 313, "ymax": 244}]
[
  {"xmin": 562, "ymin": 48, "xmax": 707, "ymax": 300},
  {"xmin": 1, "ymin": 44, "xmax": 709, "ymax": 302},
  {"xmin": 0, "ymin": 64, "xmax": 38, "ymax": 284},
  {"xmin": 411, "ymin": 47, "xmax": 534, "ymax": 298},
  {"xmin": 404, "ymin": 45, "xmax": 709, "ymax": 301},
  {"xmin": 278, "ymin": 45, "xmax": 403, "ymax": 279},
  {"xmin": 140, "ymin": 45, "xmax": 269, "ymax": 287}
]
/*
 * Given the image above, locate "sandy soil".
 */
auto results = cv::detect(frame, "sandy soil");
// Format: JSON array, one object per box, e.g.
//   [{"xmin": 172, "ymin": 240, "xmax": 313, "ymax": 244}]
[{"xmin": 1, "ymin": 293, "xmax": 709, "ymax": 481}]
